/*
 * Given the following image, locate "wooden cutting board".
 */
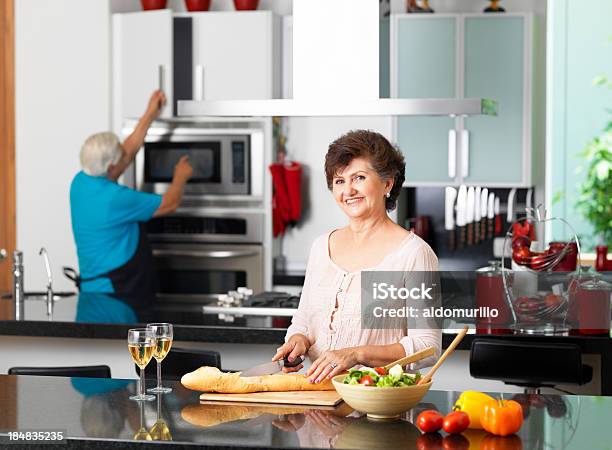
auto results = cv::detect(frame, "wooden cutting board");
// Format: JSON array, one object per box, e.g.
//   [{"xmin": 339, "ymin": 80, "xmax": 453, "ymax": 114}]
[{"xmin": 199, "ymin": 390, "xmax": 343, "ymax": 406}]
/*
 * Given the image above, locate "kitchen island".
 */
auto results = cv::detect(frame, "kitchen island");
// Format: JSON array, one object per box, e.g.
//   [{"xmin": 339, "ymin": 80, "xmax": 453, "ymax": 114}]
[
  {"xmin": 1, "ymin": 292, "xmax": 611, "ymax": 395},
  {"xmin": 0, "ymin": 374, "xmax": 610, "ymax": 449}
]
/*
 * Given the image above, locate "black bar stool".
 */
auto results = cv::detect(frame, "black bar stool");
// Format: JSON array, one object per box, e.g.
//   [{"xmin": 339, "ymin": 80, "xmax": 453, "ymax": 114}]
[
  {"xmin": 136, "ymin": 347, "xmax": 221, "ymax": 381},
  {"xmin": 8, "ymin": 365, "xmax": 111, "ymax": 378},
  {"xmin": 470, "ymin": 339, "xmax": 592, "ymax": 392}
]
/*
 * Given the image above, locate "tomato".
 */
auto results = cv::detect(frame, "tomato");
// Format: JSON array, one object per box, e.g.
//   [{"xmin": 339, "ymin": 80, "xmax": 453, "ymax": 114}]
[
  {"xmin": 543, "ymin": 294, "xmax": 563, "ymax": 310},
  {"xmin": 359, "ymin": 375, "xmax": 374, "ymax": 386},
  {"xmin": 416, "ymin": 410, "xmax": 444, "ymax": 433},
  {"xmin": 415, "ymin": 432, "xmax": 443, "ymax": 450},
  {"xmin": 442, "ymin": 434, "xmax": 469, "ymax": 450},
  {"xmin": 529, "ymin": 252, "xmax": 547, "ymax": 271},
  {"xmin": 512, "ymin": 247, "xmax": 531, "ymax": 266},
  {"xmin": 512, "ymin": 235, "xmax": 530, "ymax": 251},
  {"xmin": 512, "ymin": 222, "xmax": 531, "ymax": 238},
  {"xmin": 442, "ymin": 411, "xmax": 470, "ymax": 434},
  {"xmin": 374, "ymin": 367, "xmax": 387, "ymax": 375}
]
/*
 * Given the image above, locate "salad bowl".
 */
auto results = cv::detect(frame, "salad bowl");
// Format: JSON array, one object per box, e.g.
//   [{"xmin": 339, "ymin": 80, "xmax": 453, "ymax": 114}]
[{"xmin": 332, "ymin": 371, "xmax": 431, "ymax": 420}]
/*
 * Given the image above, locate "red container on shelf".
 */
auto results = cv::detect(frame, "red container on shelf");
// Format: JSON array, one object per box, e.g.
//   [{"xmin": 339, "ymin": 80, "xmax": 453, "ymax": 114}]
[
  {"xmin": 549, "ymin": 241, "xmax": 578, "ymax": 272},
  {"xmin": 141, "ymin": 0, "xmax": 167, "ymax": 10},
  {"xmin": 475, "ymin": 261, "xmax": 513, "ymax": 334},
  {"xmin": 595, "ymin": 245, "xmax": 612, "ymax": 271},
  {"xmin": 185, "ymin": 0, "xmax": 211, "ymax": 11},
  {"xmin": 234, "ymin": 0, "xmax": 259, "ymax": 10},
  {"xmin": 572, "ymin": 276, "xmax": 612, "ymax": 335}
]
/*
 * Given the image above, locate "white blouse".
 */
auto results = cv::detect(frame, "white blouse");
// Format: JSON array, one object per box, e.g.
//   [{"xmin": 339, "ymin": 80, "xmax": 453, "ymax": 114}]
[{"xmin": 286, "ymin": 230, "xmax": 442, "ymax": 369}]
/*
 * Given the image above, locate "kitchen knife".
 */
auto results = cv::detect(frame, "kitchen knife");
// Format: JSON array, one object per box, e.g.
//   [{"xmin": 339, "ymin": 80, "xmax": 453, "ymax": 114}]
[
  {"xmin": 466, "ymin": 187, "xmax": 475, "ymax": 246},
  {"xmin": 526, "ymin": 188, "xmax": 536, "ymax": 240},
  {"xmin": 506, "ymin": 188, "xmax": 517, "ymax": 224},
  {"xmin": 494, "ymin": 196, "xmax": 502, "ymax": 236},
  {"xmin": 456, "ymin": 185, "xmax": 467, "ymax": 249},
  {"xmin": 474, "ymin": 186, "xmax": 481, "ymax": 243},
  {"xmin": 487, "ymin": 192, "xmax": 495, "ymax": 240},
  {"xmin": 480, "ymin": 188, "xmax": 488, "ymax": 242},
  {"xmin": 240, "ymin": 356, "xmax": 304, "ymax": 377},
  {"xmin": 444, "ymin": 187, "xmax": 457, "ymax": 251}
]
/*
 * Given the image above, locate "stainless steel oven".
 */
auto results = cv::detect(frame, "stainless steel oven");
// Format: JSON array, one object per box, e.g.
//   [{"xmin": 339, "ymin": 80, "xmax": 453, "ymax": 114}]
[
  {"xmin": 146, "ymin": 210, "xmax": 264, "ymax": 244},
  {"xmin": 147, "ymin": 210, "xmax": 265, "ymax": 303},
  {"xmin": 126, "ymin": 119, "xmax": 265, "ymax": 199},
  {"xmin": 152, "ymin": 242, "xmax": 263, "ymax": 303}
]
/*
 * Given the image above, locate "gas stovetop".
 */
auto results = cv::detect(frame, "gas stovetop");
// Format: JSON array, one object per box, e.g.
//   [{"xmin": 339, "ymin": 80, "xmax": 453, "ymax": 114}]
[
  {"xmin": 242, "ymin": 291, "xmax": 300, "ymax": 309},
  {"xmin": 202, "ymin": 291, "xmax": 300, "ymax": 318}
]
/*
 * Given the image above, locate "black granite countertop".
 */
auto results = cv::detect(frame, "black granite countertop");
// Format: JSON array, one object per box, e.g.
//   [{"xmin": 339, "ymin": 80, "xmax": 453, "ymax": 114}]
[{"xmin": 1, "ymin": 374, "xmax": 611, "ymax": 449}]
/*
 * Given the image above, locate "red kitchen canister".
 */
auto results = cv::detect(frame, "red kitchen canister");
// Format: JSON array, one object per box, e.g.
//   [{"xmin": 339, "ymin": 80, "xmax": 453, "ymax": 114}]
[
  {"xmin": 573, "ymin": 275, "xmax": 612, "ymax": 335},
  {"xmin": 475, "ymin": 261, "xmax": 513, "ymax": 334}
]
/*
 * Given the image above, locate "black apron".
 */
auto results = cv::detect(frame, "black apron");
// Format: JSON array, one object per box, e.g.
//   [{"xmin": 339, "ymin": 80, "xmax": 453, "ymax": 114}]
[{"xmin": 65, "ymin": 223, "xmax": 155, "ymax": 297}]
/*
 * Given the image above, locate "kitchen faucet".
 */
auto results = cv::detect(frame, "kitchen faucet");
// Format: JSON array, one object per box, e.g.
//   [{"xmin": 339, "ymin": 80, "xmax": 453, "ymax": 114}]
[
  {"xmin": 12, "ymin": 250, "xmax": 24, "ymax": 320},
  {"xmin": 39, "ymin": 247, "xmax": 54, "ymax": 317}
]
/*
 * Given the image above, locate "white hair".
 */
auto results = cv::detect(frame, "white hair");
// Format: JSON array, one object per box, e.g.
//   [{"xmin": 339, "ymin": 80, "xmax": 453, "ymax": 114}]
[{"xmin": 80, "ymin": 132, "xmax": 122, "ymax": 176}]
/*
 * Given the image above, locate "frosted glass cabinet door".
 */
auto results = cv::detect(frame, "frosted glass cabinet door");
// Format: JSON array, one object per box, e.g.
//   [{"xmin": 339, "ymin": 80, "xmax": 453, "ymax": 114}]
[
  {"xmin": 395, "ymin": 17, "xmax": 457, "ymax": 184},
  {"xmin": 113, "ymin": 10, "xmax": 173, "ymax": 121},
  {"xmin": 463, "ymin": 16, "xmax": 526, "ymax": 184},
  {"xmin": 192, "ymin": 12, "xmax": 278, "ymax": 100}
]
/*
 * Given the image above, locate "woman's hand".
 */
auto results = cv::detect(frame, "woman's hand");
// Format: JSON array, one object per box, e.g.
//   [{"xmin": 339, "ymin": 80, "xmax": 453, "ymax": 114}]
[
  {"xmin": 304, "ymin": 410, "xmax": 353, "ymax": 438},
  {"xmin": 272, "ymin": 334, "xmax": 310, "ymax": 373},
  {"xmin": 306, "ymin": 347, "xmax": 360, "ymax": 383},
  {"xmin": 272, "ymin": 414, "xmax": 305, "ymax": 432}
]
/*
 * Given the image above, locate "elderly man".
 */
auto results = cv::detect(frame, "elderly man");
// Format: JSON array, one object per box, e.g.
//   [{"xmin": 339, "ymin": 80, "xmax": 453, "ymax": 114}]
[{"xmin": 70, "ymin": 91, "xmax": 192, "ymax": 295}]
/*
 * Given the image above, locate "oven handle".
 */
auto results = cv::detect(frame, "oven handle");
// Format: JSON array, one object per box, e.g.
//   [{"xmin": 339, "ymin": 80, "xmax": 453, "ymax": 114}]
[{"xmin": 152, "ymin": 249, "xmax": 260, "ymax": 258}]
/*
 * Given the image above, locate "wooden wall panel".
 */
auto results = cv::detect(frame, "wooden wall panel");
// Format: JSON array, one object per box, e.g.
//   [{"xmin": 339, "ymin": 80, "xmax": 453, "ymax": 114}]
[{"xmin": 0, "ymin": 0, "xmax": 15, "ymax": 320}]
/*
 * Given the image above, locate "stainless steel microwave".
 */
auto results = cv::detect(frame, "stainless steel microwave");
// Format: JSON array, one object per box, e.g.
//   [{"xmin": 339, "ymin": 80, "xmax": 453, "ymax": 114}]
[{"xmin": 127, "ymin": 120, "xmax": 264, "ymax": 197}]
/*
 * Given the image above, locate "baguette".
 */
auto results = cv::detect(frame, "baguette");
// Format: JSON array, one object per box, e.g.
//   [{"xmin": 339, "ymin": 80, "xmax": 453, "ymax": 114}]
[{"xmin": 181, "ymin": 366, "xmax": 334, "ymax": 393}]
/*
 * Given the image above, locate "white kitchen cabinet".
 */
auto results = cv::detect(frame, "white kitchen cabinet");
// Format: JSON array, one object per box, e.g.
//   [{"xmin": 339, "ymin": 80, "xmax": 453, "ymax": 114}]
[
  {"xmin": 112, "ymin": 9, "xmax": 174, "ymax": 131},
  {"xmin": 191, "ymin": 11, "xmax": 281, "ymax": 101},
  {"xmin": 392, "ymin": 13, "xmax": 538, "ymax": 187}
]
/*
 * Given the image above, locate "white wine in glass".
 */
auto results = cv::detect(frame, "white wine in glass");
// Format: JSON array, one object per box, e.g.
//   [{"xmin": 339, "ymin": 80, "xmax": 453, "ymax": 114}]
[
  {"xmin": 128, "ymin": 328, "xmax": 156, "ymax": 401},
  {"xmin": 147, "ymin": 323, "xmax": 173, "ymax": 394},
  {"xmin": 149, "ymin": 393, "xmax": 172, "ymax": 441},
  {"xmin": 133, "ymin": 399, "xmax": 152, "ymax": 441}
]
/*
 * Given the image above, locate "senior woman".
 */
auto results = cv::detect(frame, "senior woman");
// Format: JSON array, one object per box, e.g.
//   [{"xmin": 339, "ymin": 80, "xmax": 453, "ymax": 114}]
[{"xmin": 273, "ymin": 130, "xmax": 441, "ymax": 384}]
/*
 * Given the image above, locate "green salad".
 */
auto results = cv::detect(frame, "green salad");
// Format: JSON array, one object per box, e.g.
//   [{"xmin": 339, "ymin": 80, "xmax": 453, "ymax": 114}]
[{"xmin": 342, "ymin": 364, "xmax": 421, "ymax": 387}]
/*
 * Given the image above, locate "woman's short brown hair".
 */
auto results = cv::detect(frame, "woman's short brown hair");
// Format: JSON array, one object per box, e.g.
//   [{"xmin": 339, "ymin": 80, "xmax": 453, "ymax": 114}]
[{"xmin": 325, "ymin": 130, "xmax": 405, "ymax": 211}]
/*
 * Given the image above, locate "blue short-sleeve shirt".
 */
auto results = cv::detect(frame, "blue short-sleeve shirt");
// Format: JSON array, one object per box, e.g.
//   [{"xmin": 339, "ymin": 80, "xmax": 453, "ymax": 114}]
[{"xmin": 70, "ymin": 171, "xmax": 162, "ymax": 293}]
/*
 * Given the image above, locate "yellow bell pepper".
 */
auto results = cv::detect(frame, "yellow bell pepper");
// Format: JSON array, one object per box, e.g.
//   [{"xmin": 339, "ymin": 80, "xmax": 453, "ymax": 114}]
[{"xmin": 453, "ymin": 390, "xmax": 495, "ymax": 429}]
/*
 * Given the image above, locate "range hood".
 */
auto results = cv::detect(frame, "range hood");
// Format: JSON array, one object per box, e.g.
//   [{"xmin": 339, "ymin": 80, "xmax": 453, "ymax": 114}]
[{"xmin": 178, "ymin": 0, "xmax": 496, "ymax": 118}]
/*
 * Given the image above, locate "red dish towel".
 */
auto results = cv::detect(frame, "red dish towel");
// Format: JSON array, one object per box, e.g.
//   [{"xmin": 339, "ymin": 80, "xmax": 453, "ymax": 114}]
[
  {"xmin": 283, "ymin": 162, "xmax": 302, "ymax": 222},
  {"xmin": 269, "ymin": 162, "xmax": 302, "ymax": 237}
]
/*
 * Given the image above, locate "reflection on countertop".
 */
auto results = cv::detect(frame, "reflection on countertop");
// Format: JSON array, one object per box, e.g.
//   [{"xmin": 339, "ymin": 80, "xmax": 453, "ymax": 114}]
[{"xmin": 1, "ymin": 374, "xmax": 611, "ymax": 449}]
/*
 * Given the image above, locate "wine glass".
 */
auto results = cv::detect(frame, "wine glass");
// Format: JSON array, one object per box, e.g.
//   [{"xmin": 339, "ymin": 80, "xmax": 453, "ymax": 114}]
[
  {"xmin": 149, "ymin": 393, "xmax": 172, "ymax": 441},
  {"xmin": 133, "ymin": 400, "xmax": 152, "ymax": 441},
  {"xmin": 127, "ymin": 328, "xmax": 156, "ymax": 401},
  {"xmin": 146, "ymin": 323, "xmax": 173, "ymax": 394}
]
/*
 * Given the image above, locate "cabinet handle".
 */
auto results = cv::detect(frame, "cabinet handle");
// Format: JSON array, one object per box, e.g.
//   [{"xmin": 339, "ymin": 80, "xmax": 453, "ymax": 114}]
[
  {"xmin": 448, "ymin": 130, "xmax": 457, "ymax": 178},
  {"xmin": 461, "ymin": 130, "xmax": 469, "ymax": 178},
  {"xmin": 158, "ymin": 65, "xmax": 166, "ymax": 92},
  {"xmin": 195, "ymin": 65, "xmax": 204, "ymax": 101}
]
